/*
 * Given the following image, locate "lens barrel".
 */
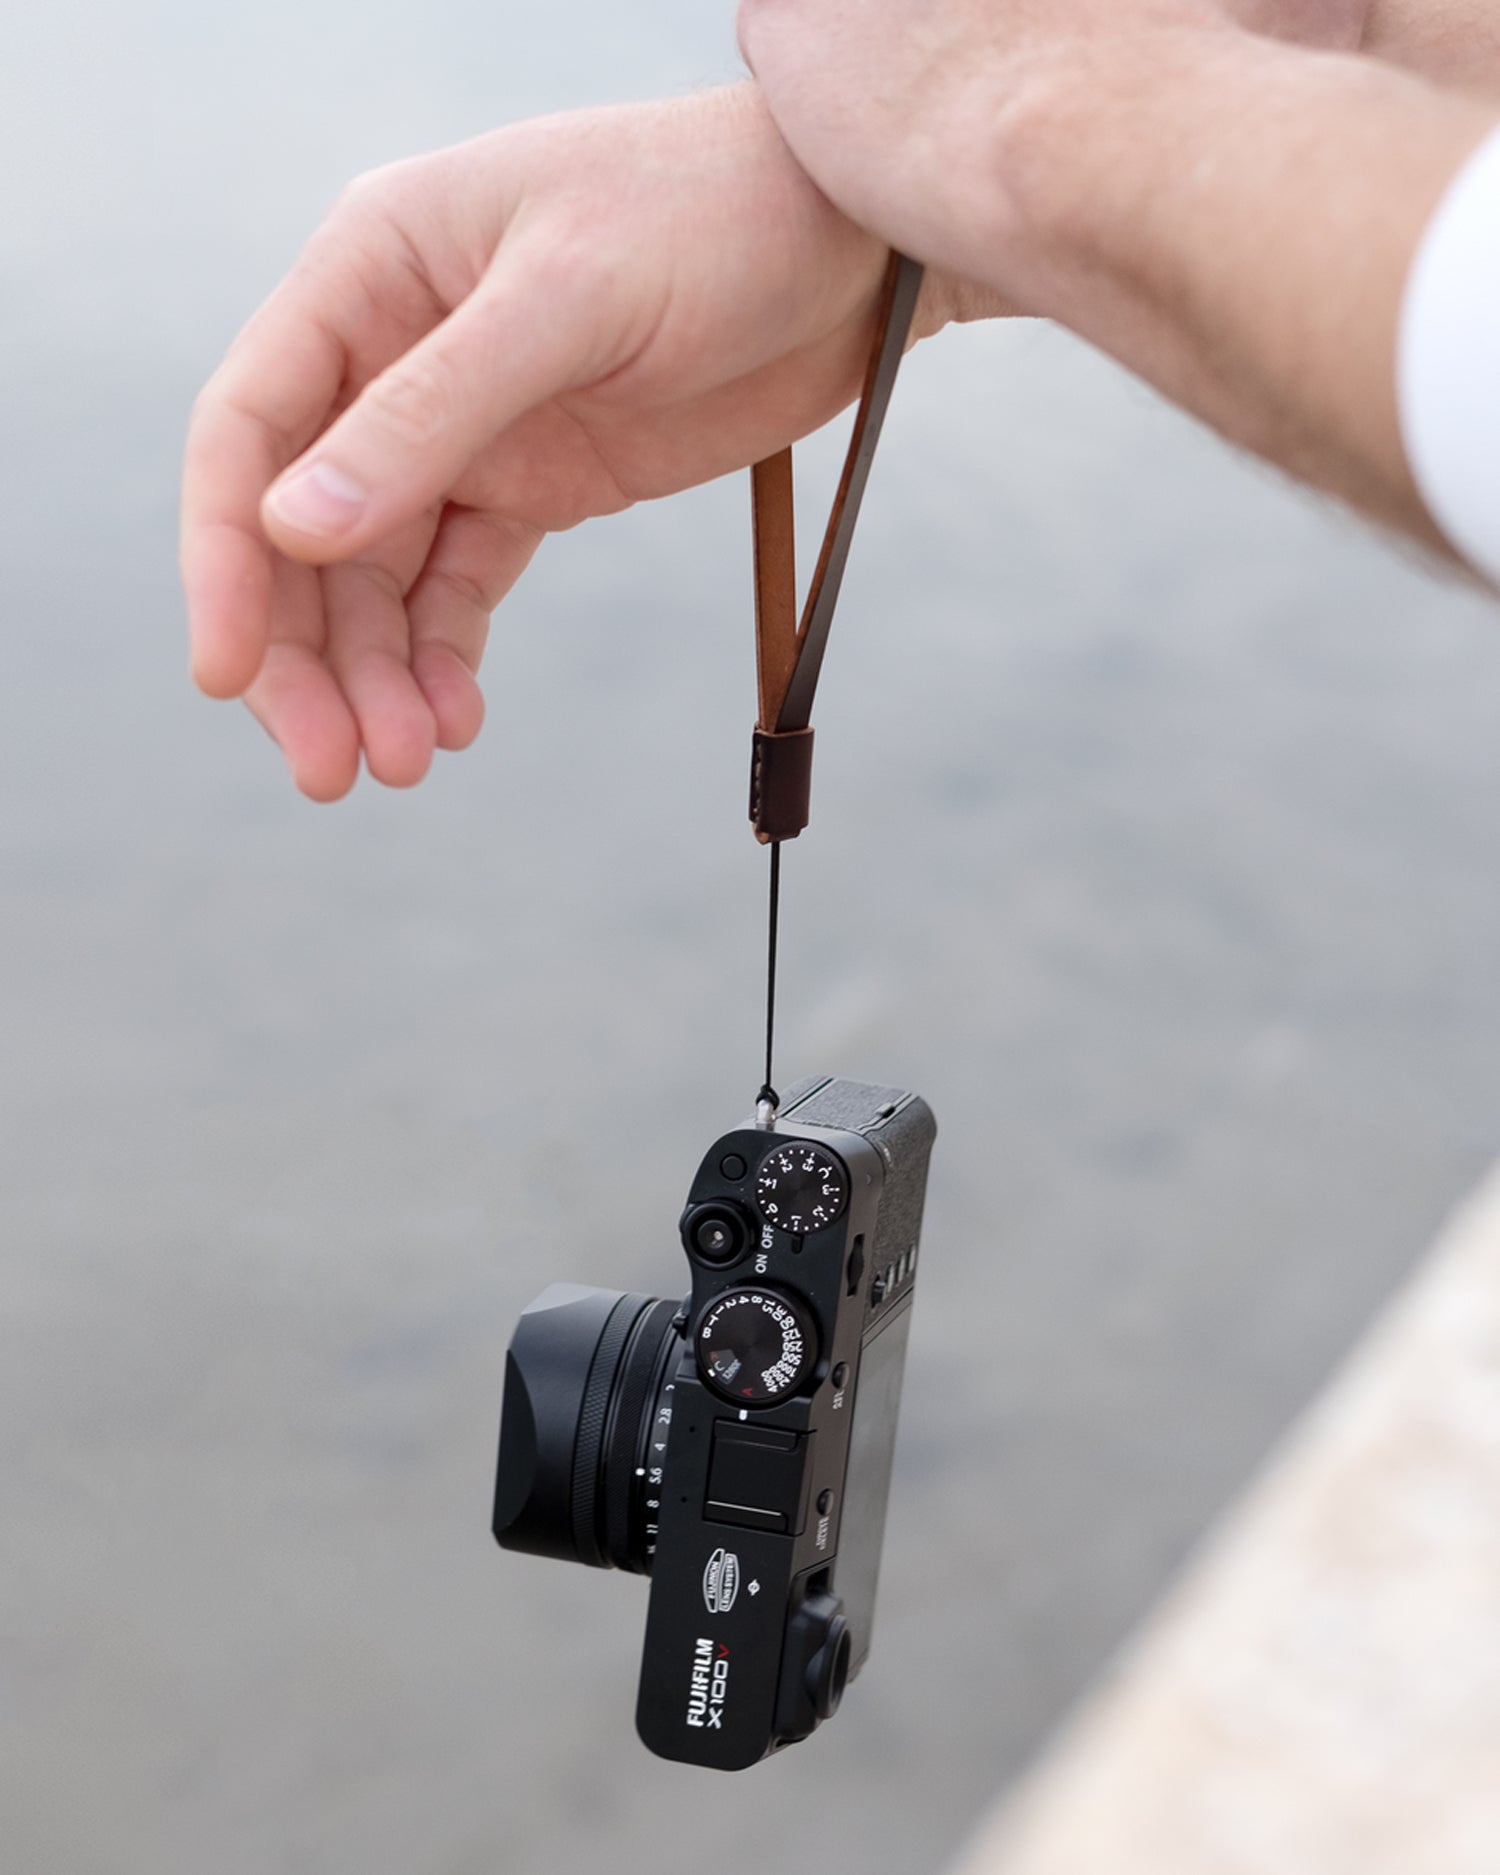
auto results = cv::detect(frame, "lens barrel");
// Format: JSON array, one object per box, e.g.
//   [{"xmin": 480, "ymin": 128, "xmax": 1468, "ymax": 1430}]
[{"xmin": 493, "ymin": 1283, "xmax": 682, "ymax": 1573}]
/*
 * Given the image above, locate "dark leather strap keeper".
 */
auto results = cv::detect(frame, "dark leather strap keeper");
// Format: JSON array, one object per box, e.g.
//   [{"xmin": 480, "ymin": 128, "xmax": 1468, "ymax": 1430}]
[{"xmin": 750, "ymin": 727, "xmax": 815, "ymax": 844}]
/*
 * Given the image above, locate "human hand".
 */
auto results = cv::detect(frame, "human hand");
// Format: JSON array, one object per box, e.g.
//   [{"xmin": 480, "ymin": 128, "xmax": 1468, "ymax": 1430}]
[
  {"xmin": 181, "ymin": 85, "xmax": 975, "ymax": 800},
  {"xmin": 738, "ymin": 0, "xmax": 1371, "ymax": 301}
]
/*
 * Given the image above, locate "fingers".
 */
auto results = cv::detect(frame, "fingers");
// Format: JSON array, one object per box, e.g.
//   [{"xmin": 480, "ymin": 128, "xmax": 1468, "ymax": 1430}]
[
  {"xmin": 240, "ymin": 554, "xmax": 361, "ymax": 801},
  {"xmin": 295, "ymin": 508, "xmax": 446, "ymax": 793},
  {"xmin": 321, "ymin": 562, "xmax": 440, "ymax": 789},
  {"xmin": 179, "ymin": 510, "xmax": 276, "ymax": 702},
  {"xmin": 406, "ymin": 507, "xmax": 545, "ymax": 750},
  {"xmin": 244, "ymin": 643, "xmax": 363, "ymax": 803},
  {"xmin": 259, "ymin": 249, "xmax": 633, "ymax": 565},
  {"xmin": 241, "ymin": 555, "xmax": 439, "ymax": 801},
  {"xmin": 235, "ymin": 532, "xmax": 435, "ymax": 801},
  {"xmin": 241, "ymin": 504, "xmax": 539, "ymax": 796},
  {"xmin": 181, "ymin": 283, "xmax": 347, "ymax": 699}
]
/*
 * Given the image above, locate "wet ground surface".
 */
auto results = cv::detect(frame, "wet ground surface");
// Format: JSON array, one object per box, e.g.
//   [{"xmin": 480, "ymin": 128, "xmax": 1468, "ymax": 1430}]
[{"xmin": 6, "ymin": 7, "xmax": 1500, "ymax": 1872}]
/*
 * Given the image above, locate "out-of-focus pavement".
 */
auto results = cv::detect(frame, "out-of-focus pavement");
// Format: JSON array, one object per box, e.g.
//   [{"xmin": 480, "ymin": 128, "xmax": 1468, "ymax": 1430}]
[
  {"xmin": 956, "ymin": 1165, "xmax": 1500, "ymax": 1875},
  {"xmin": 6, "ymin": 7, "xmax": 1500, "ymax": 1874}
]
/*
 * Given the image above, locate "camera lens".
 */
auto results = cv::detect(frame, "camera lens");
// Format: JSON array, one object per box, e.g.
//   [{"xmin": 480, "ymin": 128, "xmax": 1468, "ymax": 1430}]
[
  {"xmin": 493, "ymin": 1283, "xmax": 683, "ymax": 1573},
  {"xmin": 681, "ymin": 1200, "xmax": 752, "ymax": 1267}
]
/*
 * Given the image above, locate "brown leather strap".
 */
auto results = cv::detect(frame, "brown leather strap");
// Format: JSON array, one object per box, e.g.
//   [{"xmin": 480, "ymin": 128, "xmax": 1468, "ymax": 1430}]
[
  {"xmin": 752, "ymin": 448, "xmax": 799, "ymax": 732},
  {"xmin": 749, "ymin": 252, "xmax": 924, "ymax": 843}
]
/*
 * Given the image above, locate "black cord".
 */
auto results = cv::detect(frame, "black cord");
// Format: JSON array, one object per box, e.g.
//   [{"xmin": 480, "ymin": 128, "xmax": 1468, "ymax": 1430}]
[{"xmin": 758, "ymin": 840, "xmax": 781, "ymax": 1111}]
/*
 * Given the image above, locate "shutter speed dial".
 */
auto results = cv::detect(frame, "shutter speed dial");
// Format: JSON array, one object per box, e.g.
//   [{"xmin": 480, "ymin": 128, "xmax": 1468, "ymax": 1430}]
[
  {"xmin": 697, "ymin": 1287, "xmax": 818, "ymax": 1406},
  {"xmin": 756, "ymin": 1143, "xmax": 849, "ymax": 1235}
]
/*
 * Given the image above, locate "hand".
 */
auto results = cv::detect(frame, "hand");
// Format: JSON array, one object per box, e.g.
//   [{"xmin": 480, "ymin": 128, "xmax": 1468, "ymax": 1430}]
[
  {"xmin": 181, "ymin": 86, "xmax": 972, "ymax": 800},
  {"xmin": 738, "ymin": 0, "xmax": 1371, "ymax": 300}
]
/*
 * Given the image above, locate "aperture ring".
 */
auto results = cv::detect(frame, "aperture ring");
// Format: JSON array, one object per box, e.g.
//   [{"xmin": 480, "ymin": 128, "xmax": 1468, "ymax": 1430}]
[
  {"xmin": 570, "ymin": 1293, "xmax": 645, "ymax": 1568},
  {"xmin": 603, "ymin": 1298, "xmax": 682, "ymax": 1573}
]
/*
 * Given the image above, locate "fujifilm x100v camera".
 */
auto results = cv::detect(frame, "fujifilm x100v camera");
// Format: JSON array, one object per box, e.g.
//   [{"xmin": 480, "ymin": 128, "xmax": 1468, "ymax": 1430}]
[{"xmin": 492, "ymin": 1076, "xmax": 936, "ymax": 1769}]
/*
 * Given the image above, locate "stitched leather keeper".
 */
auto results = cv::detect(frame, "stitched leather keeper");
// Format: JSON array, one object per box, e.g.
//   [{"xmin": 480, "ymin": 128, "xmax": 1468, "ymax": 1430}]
[{"xmin": 749, "ymin": 727, "xmax": 815, "ymax": 844}]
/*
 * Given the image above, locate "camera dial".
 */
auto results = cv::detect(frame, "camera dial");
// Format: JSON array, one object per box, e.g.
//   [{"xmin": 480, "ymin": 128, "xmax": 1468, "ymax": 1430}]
[
  {"xmin": 697, "ymin": 1286, "xmax": 818, "ymax": 1406},
  {"xmin": 755, "ymin": 1143, "xmax": 849, "ymax": 1234}
]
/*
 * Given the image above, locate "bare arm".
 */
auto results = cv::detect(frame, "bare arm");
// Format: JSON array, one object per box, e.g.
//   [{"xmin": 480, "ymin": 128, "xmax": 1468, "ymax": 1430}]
[
  {"xmin": 1365, "ymin": 0, "xmax": 1500, "ymax": 91},
  {"xmin": 739, "ymin": 4, "xmax": 1497, "ymax": 553},
  {"xmin": 985, "ymin": 34, "xmax": 1493, "ymax": 540}
]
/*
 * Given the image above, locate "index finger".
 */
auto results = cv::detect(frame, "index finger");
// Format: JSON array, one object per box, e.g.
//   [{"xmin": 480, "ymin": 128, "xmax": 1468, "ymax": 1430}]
[{"xmin": 180, "ymin": 279, "xmax": 347, "ymax": 698}]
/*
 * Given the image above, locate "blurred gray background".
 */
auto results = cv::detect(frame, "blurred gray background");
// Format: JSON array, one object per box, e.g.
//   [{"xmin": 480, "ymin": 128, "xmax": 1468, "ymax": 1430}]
[{"xmin": 6, "ymin": 4, "xmax": 1500, "ymax": 1871}]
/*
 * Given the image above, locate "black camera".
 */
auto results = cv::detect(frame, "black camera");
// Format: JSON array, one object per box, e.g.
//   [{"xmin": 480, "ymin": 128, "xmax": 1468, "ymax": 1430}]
[{"xmin": 492, "ymin": 1076, "xmax": 936, "ymax": 1770}]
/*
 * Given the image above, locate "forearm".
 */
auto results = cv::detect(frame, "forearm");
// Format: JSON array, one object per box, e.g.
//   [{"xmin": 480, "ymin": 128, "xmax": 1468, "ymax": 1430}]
[
  {"xmin": 974, "ymin": 34, "xmax": 1495, "ymax": 539},
  {"xmin": 1364, "ymin": 0, "xmax": 1500, "ymax": 92}
]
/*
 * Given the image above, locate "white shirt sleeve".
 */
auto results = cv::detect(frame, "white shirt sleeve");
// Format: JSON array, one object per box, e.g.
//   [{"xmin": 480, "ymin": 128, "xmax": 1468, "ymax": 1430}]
[{"xmin": 1398, "ymin": 125, "xmax": 1500, "ymax": 589}]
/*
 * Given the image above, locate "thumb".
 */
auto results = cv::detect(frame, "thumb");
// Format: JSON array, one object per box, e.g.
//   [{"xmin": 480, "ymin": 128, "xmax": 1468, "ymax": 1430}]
[{"xmin": 260, "ymin": 268, "xmax": 602, "ymax": 561}]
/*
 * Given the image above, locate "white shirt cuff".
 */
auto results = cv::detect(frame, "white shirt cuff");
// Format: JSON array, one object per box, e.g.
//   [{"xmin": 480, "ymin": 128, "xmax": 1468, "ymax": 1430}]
[{"xmin": 1398, "ymin": 124, "xmax": 1500, "ymax": 589}]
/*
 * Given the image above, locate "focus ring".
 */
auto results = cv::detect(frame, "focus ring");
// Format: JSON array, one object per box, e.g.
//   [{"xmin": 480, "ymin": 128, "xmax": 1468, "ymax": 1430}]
[
  {"xmin": 570, "ymin": 1293, "xmax": 644, "ymax": 1568},
  {"xmin": 602, "ymin": 1298, "xmax": 681, "ymax": 1573}
]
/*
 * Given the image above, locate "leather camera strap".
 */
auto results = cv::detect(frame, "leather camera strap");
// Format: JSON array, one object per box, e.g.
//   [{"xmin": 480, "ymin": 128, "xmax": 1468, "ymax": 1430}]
[
  {"xmin": 748, "ymin": 251, "xmax": 924, "ymax": 1117},
  {"xmin": 748, "ymin": 251, "xmax": 925, "ymax": 844}
]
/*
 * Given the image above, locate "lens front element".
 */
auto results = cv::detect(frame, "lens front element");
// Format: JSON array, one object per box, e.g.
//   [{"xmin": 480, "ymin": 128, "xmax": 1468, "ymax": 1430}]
[{"xmin": 697, "ymin": 1286, "xmax": 818, "ymax": 1406}]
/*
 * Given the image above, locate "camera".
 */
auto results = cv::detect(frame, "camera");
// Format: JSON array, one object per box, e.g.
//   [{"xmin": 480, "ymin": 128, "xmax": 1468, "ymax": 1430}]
[{"xmin": 492, "ymin": 1075, "xmax": 936, "ymax": 1770}]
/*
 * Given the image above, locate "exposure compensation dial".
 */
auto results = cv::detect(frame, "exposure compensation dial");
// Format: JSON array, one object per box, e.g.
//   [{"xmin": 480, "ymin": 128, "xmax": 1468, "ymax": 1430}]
[{"xmin": 755, "ymin": 1143, "xmax": 848, "ymax": 1236}]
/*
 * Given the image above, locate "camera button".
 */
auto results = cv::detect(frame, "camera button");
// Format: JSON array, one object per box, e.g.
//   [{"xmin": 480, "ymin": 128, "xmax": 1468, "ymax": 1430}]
[
  {"xmin": 719, "ymin": 1153, "xmax": 748, "ymax": 1180},
  {"xmin": 817, "ymin": 1488, "xmax": 834, "ymax": 1516},
  {"xmin": 831, "ymin": 1362, "xmax": 850, "ymax": 1391}
]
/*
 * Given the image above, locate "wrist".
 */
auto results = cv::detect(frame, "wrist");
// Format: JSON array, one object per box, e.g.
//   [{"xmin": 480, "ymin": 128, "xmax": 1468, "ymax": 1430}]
[
  {"xmin": 965, "ymin": 28, "xmax": 1279, "ymax": 314},
  {"xmin": 832, "ymin": 27, "xmax": 1272, "ymax": 312}
]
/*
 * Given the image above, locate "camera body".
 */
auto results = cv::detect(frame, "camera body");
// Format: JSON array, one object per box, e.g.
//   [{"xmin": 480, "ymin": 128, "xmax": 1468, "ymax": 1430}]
[{"xmin": 493, "ymin": 1076, "xmax": 936, "ymax": 1770}]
